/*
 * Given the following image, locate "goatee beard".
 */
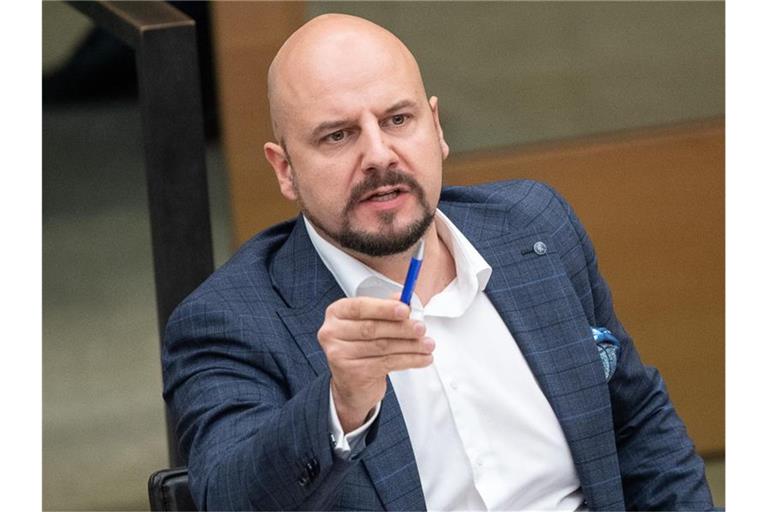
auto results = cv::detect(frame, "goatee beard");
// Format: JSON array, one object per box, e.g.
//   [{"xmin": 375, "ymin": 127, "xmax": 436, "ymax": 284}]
[{"xmin": 302, "ymin": 169, "xmax": 434, "ymax": 257}]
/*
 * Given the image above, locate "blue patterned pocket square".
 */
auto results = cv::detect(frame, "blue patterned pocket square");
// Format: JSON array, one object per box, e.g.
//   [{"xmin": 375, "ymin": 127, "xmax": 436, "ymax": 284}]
[{"xmin": 592, "ymin": 327, "xmax": 621, "ymax": 381}]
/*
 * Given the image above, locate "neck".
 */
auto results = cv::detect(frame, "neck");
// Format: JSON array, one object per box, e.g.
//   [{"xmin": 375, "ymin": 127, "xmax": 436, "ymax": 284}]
[{"xmin": 353, "ymin": 222, "xmax": 457, "ymax": 305}]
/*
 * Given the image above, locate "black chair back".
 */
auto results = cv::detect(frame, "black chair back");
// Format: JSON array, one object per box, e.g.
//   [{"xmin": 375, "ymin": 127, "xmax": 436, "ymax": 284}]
[{"xmin": 148, "ymin": 467, "xmax": 196, "ymax": 512}]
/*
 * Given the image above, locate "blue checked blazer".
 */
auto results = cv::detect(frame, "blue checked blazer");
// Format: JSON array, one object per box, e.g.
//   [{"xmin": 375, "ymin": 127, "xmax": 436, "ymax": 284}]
[{"xmin": 163, "ymin": 180, "xmax": 714, "ymax": 511}]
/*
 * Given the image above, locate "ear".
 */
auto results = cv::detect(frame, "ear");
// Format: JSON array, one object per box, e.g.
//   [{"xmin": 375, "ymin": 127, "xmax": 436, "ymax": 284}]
[
  {"xmin": 428, "ymin": 96, "xmax": 450, "ymax": 159},
  {"xmin": 264, "ymin": 141, "xmax": 298, "ymax": 201}
]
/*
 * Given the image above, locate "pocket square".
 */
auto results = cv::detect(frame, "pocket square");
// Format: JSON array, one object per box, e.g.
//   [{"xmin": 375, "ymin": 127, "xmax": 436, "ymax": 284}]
[{"xmin": 592, "ymin": 327, "xmax": 621, "ymax": 381}]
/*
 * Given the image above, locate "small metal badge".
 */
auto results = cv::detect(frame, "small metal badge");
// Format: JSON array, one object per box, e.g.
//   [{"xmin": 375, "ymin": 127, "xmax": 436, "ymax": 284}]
[{"xmin": 533, "ymin": 241, "xmax": 547, "ymax": 255}]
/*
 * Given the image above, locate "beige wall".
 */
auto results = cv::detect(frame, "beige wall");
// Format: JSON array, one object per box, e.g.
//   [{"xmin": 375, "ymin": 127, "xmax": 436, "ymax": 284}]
[{"xmin": 42, "ymin": 1, "xmax": 92, "ymax": 74}]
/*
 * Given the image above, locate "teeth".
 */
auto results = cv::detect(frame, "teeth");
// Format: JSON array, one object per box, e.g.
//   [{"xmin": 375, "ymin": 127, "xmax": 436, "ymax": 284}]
[{"xmin": 369, "ymin": 191, "xmax": 399, "ymax": 202}]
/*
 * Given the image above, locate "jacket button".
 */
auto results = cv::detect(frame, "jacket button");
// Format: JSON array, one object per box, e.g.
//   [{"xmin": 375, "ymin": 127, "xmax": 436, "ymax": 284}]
[{"xmin": 533, "ymin": 241, "xmax": 547, "ymax": 255}]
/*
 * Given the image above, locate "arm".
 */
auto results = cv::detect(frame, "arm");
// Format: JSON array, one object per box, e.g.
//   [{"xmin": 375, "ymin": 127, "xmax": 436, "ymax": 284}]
[
  {"xmin": 163, "ymin": 295, "xmax": 431, "ymax": 510},
  {"xmin": 549, "ymin": 185, "xmax": 715, "ymax": 510},
  {"xmin": 163, "ymin": 301, "xmax": 359, "ymax": 511}
]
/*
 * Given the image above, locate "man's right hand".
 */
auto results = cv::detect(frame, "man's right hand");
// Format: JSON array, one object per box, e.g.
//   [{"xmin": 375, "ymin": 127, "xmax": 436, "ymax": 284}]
[{"xmin": 318, "ymin": 297, "xmax": 435, "ymax": 433}]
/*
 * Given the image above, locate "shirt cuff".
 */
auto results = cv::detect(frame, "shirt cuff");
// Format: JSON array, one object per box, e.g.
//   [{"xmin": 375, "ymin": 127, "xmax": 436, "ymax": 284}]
[{"xmin": 328, "ymin": 386, "xmax": 381, "ymax": 459}]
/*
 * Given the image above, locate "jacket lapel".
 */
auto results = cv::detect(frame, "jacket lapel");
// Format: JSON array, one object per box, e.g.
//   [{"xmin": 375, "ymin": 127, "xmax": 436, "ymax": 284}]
[
  {"xmin": 270, "ymin": 218, "xmax": 427, "ymax": 511},
  {"xmin": 450, "ymin": 203, "xmax": 623, "ymax": 510},
  {"xmin": 270, "ymin": 218, "xmax": 341, "ymax": 377}
]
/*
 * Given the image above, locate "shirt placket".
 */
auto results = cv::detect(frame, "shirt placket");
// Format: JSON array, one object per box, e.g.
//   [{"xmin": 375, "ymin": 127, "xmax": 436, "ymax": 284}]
[{"xmin": 425, "ymin": 314, "xmax": 492, "ymax": 509}]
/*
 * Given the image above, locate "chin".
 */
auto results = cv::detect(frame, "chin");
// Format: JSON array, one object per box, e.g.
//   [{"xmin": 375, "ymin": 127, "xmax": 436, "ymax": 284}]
[{"xmin": 338, "ymin": 211, "xmax": 433, "ymax": 257}]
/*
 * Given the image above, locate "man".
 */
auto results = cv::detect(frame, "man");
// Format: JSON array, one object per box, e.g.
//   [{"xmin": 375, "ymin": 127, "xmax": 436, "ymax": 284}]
[{"xmin": 163, "ymin": 13, "xmax": 715, "ymax": 511}]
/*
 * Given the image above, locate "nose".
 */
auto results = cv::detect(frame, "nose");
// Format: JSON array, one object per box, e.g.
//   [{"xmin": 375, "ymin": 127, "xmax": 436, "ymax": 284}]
[{"xmin": 359, "ymin": 124, "xmax": 398, "ymax": 174}]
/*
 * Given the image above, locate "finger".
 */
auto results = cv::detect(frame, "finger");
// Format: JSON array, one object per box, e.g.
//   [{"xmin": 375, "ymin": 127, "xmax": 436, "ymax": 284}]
[
  {"xmin": 341, "ymin": 337, "xmax": 436, "ymax": 359},
  {"xmin": 331, "ymin": 317, "xmax": 426, "ymax": 342},
  {"xmin": 377, "ymin": 353, "xmax": 434, "ymax": 373},
  {"xmin": 342, "ymin": 353, "xmax": 434, "ymax": 379},
  {"xmin": 329, "ymin": 297, "xmax": 410, "ymax": 322}
]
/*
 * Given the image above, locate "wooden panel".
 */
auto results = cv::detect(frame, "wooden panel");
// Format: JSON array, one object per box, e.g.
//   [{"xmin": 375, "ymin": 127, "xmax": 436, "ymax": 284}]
[
  {"xmin": 444, "ymin": 119, "xmax": 724, "ymax": 455},
  {"xmin": 211, "ymin": 1, "xmax": 304, "ymax": 248}
]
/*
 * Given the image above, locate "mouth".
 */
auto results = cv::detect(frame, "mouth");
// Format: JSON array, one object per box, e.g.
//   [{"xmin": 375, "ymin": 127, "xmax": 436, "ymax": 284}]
[{"xmin": 360, "ymin": 185, "xmax": 408, "ymax": 203}]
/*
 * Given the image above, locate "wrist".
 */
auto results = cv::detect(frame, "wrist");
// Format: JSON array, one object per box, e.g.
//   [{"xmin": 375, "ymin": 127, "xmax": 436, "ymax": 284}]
[{"xmin": 331, "ymin": 380, "xmax": 378, "ymax": 433}]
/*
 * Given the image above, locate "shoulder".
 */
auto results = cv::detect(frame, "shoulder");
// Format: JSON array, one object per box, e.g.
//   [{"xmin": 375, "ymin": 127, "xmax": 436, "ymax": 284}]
[
  {"xmin": 169, "ymin": 218, "xmax": 297, "ymax": 319},
  {"xmin": 439, "ymin": 179, "xmax": 575, "ymax": 234},
  {"xmin": 441, "ymin": 179, "xmax": 569, "ymax": 211}
]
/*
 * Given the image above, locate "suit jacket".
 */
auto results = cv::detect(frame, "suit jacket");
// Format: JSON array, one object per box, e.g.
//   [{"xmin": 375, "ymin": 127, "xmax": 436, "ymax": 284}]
[{"xmin": 163, "ymin": 180, "xmax": 714, "ymax": 511}]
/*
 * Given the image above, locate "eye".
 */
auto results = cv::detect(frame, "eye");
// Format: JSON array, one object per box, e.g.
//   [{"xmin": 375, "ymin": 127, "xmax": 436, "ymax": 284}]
[
  {"xmin": 325, "ymin": 130, "xmax": 346, "ymax": 143},
  {"xmin": 391, "ymin": 114, "xmax": 406, "ymax": 125}
]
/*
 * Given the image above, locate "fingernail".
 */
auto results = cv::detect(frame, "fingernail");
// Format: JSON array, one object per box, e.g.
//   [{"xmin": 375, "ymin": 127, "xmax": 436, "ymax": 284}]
[
  {"xmin": 424, "ymin": 337, "xmax": 435, "ymax": 350},
  {"xmin": 413, "ymin": 321, "xmax": 426, "ymax": 336},
  {"xmin": 395, "ymin": 304, "xmax": 410, "ymax": 318}
]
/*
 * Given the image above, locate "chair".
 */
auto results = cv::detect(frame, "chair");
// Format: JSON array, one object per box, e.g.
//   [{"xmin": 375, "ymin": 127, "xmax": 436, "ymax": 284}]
[{"xmin": 148, "ymin": 467, "xmax": 197, "ymax": 512}]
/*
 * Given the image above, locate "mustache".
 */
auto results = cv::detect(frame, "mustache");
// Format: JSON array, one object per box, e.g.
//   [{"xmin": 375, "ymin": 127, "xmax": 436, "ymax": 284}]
[{"xmin": 345, "ymin": 169, "xmax": 424, "ymax": 211}]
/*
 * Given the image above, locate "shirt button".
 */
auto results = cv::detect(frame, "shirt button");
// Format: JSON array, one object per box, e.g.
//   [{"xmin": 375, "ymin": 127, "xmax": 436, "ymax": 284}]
[
  {"xmin": 450, "ymin": 381, "xmax": 459, "ymax": 390},
  {"xmin": 533, "ymin": 241, "xmax": 547, "ymax": 255}
]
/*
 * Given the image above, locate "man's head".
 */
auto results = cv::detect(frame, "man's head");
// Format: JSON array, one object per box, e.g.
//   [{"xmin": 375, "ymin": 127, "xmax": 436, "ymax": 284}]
[{"xmin": 264, "ymin": 14, "xmax": 449, "ymax": 257}]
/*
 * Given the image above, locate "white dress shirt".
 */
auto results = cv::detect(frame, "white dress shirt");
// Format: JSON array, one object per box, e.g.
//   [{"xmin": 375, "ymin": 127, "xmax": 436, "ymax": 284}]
[{"xmin": 305, "ymin": 211, "xmax": 585, "ymax": 511}]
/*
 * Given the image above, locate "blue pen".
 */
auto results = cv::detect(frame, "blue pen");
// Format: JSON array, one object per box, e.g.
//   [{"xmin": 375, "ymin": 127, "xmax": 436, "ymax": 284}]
[{"xmin": 399, "ymin": 239, "xmax": 425, "ymax": 305}]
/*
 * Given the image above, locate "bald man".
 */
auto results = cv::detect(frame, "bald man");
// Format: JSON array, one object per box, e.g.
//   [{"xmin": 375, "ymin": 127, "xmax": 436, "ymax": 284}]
[{"xmin": 163, "ymin": 14, "xmax": 715, "ymax": 511}]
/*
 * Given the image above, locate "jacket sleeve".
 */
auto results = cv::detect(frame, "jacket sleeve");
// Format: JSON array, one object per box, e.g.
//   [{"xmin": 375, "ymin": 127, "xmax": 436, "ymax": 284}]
[
  {"xmin": 548, "ymin": 185, "xmax": 716, "ymax": 510},
  {"xmin": 162, "ymin": 299, "xmax": 372, "ymax": 511}
]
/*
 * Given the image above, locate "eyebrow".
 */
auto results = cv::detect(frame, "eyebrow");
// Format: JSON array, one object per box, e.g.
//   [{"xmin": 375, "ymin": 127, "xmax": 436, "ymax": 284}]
[
  {"xmin": 383, "ymin": 99, "xmax": 418, "ymax": 115},
  {"xmin": 309, "ymin": 99, "xmax": 419, "ymax": 140},
  {"xmin": 310, "ymin": 119, "xmax": 351, "ymax": 141}
]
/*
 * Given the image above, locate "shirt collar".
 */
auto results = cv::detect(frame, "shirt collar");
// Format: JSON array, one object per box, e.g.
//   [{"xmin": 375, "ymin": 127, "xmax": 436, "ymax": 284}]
[
  {"xmin": 433, "ymin": 209, "xmax": 492, "ymax": 295},
  {"xmin": 303, "ymin": 210, "xmax": 492, "ymax": 310}
]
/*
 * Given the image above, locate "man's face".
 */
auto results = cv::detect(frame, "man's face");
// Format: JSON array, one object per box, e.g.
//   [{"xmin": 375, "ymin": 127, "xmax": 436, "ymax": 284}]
[{"xmin": 265, "ymin": 28, "xmax": 449, "ymax": 257}]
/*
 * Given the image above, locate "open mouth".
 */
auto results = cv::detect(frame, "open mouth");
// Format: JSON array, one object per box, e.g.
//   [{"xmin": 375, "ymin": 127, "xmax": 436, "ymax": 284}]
[{"xmin": 360, "ymin": 186, "xmax": 407, "ymax": 203}]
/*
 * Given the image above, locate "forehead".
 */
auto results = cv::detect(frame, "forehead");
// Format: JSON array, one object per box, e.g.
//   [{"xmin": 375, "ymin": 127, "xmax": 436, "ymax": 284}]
[{"xmin": 275, "ymin": 31, "xmax": 426, "ymax": 130}]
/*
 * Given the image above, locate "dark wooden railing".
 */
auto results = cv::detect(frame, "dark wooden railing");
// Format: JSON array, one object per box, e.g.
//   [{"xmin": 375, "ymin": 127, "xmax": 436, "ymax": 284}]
[{"xmin": 67, "ymin": 1, "xmax": 214, "ymax": 467}]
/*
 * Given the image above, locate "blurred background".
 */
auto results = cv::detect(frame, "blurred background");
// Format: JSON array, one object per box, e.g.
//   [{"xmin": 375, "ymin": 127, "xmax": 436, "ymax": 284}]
[{"xmin": 43, "ymin": 1, "xmax": 724, "ymax": 510}]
